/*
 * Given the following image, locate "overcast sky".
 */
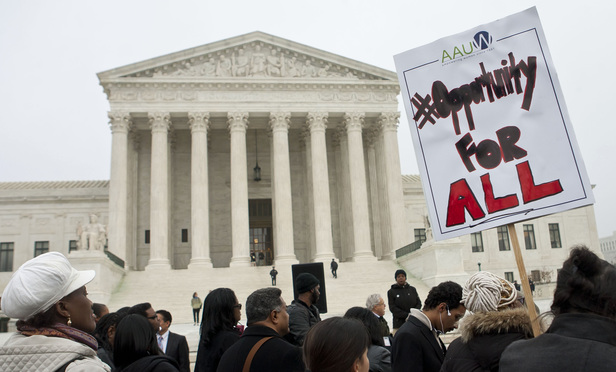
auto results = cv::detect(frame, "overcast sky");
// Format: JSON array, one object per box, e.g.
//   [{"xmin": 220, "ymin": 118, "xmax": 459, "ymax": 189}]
[{"xmin": 0, "ymin": 0, "xmax": 614, "ymax": 238}]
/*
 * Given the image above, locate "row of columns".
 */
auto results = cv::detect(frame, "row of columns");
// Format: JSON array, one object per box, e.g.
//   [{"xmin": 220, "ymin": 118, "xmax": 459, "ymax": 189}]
[{"xmin": 107, "ymin": 110, "xmax": 407, "ymax": 269}]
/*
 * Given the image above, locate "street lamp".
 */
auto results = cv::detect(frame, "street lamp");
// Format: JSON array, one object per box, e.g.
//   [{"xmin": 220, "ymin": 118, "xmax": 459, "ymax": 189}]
[{"xmin": 477, "ymin": 261, "xmax": 482, "ymax": 271}]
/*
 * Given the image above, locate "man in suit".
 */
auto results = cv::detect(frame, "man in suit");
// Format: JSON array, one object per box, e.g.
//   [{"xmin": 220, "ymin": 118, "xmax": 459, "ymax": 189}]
[
  {"xmin": 391, "ymin": 281, "xmax": 466, "ymax": 372},
  {"xmin": 217, "ymin": 287, "xmax": 305, "ymax": 372},
  {"xmin": 156, "ymin": 309, "xmax": 190, "ymax": 372},
  {"xmin": 366, "ymin": 293, "xmax": 391, "ymax": 344}
]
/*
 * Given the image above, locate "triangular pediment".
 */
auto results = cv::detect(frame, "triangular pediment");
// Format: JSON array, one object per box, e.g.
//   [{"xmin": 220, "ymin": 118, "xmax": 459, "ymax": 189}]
[{"xmin": 98, "ymin": 31, "xmax": 397, "ymax": 82}]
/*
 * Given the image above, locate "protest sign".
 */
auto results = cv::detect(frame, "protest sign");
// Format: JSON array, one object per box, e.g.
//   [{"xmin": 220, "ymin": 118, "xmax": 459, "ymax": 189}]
[{"xmin": 394, "ymin": 7, "xmax": 593, "ymax": 241}]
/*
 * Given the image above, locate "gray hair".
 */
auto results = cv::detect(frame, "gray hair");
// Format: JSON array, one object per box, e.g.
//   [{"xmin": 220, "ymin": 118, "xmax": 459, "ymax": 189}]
[
  {"xmin": 366, "ymin": 294, "xmax": 382, "ymax": 310},
  {"xmin": 246, "ymin": 287, "xmax": 283, "ymax": 325}
]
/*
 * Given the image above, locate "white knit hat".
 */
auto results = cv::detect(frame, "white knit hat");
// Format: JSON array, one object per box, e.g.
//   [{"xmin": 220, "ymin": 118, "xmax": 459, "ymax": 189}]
[
  {"xmin": 462, "ymin": 271, "xmax": 517, "ymax": 313},
  {"xmin": 1, "ymin": 252, "xmax": 95, "ymax": 320}
]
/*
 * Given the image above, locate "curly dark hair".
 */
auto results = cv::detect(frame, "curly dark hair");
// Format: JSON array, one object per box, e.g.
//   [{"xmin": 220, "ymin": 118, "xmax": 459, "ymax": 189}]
[
  {"xmin": 423, "ymin": 281, "xmax": 463, "ymax": 311},
  {"xmin": 552, "ymin": 245, "xmax": 616, "ymax": 318}
]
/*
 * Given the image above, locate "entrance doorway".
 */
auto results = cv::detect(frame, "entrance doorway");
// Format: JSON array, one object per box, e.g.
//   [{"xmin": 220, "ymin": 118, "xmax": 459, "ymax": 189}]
[{"xmin": 249, "ymin": 199, "xmax": 273, "ymax": 266}]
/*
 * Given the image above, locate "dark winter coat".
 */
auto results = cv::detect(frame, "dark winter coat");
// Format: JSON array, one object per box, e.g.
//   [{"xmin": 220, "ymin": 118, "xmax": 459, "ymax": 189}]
[
  {"xmin": 116, "ymin": 355, "xmax": 179, "ymax": 372},
  {"xmin": 285, "ymin": 299, "xmax": 321, "ymax": 346},
  {"xmin": 387, "ymin": 283, "xmax": 422, "ymax": 329},
  {"xmin": 439, "ymin": 308, "xmax": 533, "ymax": 372},
  {"xmin": 194, "ymin": 329, "xmax": 241, "ymax": 372},
  {"xmin": 368, "ymin": 344, "xmax": 392, "ymax": 372},
  {"xmin": 500, "ymin": 313, "xmax": 616, "ymax": 372},
  {"xmin": 216, "ymin": 325, "xmax": 304, "ymax": 372},
  {"xmin": 391, "ymin": 315, "xmax": 446, "ymax": 372}
]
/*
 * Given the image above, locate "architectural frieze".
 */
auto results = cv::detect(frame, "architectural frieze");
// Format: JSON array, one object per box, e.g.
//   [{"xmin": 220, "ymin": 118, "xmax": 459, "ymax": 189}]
[
  {"xmin": 121, "ymin": 42, "xmax": 384, "ymax": 81},
  {"xmin": 106, "ymin": 87, "xmax": 398, "ymax": 104}
]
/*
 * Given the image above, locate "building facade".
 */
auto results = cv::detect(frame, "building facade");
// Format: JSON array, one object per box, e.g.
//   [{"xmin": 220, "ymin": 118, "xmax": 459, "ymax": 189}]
[
  {"xmin": 98, "ymin": 32, "xmax": 410, "ymax": 270},
  {"xmin": 0, "ymin": 32, "xmax": 603, "ymax": 293}
]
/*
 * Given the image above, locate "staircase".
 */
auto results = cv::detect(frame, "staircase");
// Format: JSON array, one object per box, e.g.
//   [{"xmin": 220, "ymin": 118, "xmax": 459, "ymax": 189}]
[{"xmin": 107, "ymin": 259, "xmax": 430, "ymax": 324}]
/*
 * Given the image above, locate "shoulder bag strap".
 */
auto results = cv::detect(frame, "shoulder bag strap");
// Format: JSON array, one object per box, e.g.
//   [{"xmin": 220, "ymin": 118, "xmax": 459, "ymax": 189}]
[
  {"xmin": 242, "ymin": 336, "xmax": 274, "ymax": 372},
  {"xmin": 55, "ymin": 356, "xmax": 86, "ymax": 372}
]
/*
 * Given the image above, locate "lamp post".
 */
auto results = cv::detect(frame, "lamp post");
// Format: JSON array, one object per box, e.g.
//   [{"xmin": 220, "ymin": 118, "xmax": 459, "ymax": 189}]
[
  {"xmin": 253, "ymin": 130, "xmax": 261, "ymax": 181},
  {"xmin": 477, "ymin": 261, "xmax": 482, "ymax": 271}
]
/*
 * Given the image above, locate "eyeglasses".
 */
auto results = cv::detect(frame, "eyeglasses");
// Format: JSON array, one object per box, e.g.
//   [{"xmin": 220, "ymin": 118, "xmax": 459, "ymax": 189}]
[{"xmin": 233, "ymin": 304, "xmax": 242, "ymax": 310}]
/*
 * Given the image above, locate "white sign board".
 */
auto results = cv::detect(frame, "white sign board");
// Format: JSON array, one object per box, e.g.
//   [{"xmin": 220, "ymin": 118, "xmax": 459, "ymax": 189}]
[{"xmin": 394, "ymin": 7, "xmax": 593, "ymax": 241}]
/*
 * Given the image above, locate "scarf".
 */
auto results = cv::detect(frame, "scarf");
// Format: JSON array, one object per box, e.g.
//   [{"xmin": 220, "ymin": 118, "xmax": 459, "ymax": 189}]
[{"xmin": 18, "ymin": 322, "xmax": 98, "ymax": 351}]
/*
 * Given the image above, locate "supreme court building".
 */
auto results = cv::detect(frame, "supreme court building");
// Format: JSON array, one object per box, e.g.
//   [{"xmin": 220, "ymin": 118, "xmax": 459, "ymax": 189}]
[
  {"xmin": 0, "ymin": 32, "xmax": 602, "ymax": 291},
  {"xmin": 100, "ymin": 31, "xmax": 408, "ymax": 270}
]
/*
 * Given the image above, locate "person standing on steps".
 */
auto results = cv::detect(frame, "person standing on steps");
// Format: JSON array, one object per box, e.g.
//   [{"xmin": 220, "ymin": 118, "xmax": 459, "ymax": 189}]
[
  {"xmin": 330, "ymin": 259, "xmax": 338, "ymax": 279},
  {"xmin": 387, "ymin": 269, "xmax": 421, "ymax": 334},
  {"xmin": 270, "ymin": 266, "xmax": 278, "ymax": 286},
  {"xmin": 192, "ymin": 292, "xmax": 202, "ymax": 325}
]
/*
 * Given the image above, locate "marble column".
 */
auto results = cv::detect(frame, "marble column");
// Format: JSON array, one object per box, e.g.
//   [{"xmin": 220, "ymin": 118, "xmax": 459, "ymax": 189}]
[
  {"xmin": 228, "ymin": 112, "xmax": 251, "ymax": 267},
  {"xmin": 335, "ymin": 128, "xmax": 353, "ymax": 260},
  {"xmin": 375, "ymin": 127, "xmax": 392, "ymax": 257},
  {"xmin": 344, "ymin": 112, "xmax": 376, "ymax": 261},
  {"xmin": 146, "ymin": 112, "xmax": 172, "ymax": 270},
  {"xmin": 379, "ymin": 112, "xmax": 410, "ymax": 257},
  {"xmin": 307, "ymin": 112, "xmax": 335, "ymax": 261},
  {"xmin": 108, "ymin": 111, "xmax": 132, "ymax": 262},
  {"xmin": 270, "ymin": 112, "xmax": 298, "ymax": 264},
  {"xmin": 365, "ymin": 127, "xmax": 383, "ymax": 259},
  {"xmin": 188, "ymin": 112, "xmax": 213, "ymax": 268}
]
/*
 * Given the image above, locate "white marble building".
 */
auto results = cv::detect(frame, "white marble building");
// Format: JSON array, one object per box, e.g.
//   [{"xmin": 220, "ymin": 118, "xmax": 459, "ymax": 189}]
[
  {"xmin": 0, "ymin": 32, "xmax": 603, "ymax": 298},
  {"xmin": 600, "ymin": 231, "xmax": 616, "ymax": 264}
]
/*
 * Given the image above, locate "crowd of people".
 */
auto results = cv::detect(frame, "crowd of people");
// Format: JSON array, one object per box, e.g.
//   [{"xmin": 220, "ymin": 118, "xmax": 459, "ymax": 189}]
[{"xmin": 0, "ymin": 245, "xmax": 615, "ymax": 371}]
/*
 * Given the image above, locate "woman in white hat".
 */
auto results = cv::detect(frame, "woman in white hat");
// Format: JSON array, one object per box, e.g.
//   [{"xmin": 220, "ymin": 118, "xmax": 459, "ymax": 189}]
[
  {"xmin": 440, "ymin": 271, "xmax": 533, "ymax": 372},
  {"xmin": 0, "ymin": 252, "xmax": 110, "ymax": 371}
]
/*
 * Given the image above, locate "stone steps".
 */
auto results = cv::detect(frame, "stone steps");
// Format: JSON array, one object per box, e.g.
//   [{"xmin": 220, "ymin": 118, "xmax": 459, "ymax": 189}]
[{"xmin": 105, "ymin": 259, "xmax": 432, "ymax": 356}]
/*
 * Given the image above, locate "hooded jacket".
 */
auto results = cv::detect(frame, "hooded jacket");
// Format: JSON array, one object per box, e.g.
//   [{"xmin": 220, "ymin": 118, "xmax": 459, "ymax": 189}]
[
  {"xmin": 439, "ymin": 308, "xmax": 533, "ymax": 372},
  {"xmin": 0, "ymin": 332, "xmax": 111, "ymax": 372}
]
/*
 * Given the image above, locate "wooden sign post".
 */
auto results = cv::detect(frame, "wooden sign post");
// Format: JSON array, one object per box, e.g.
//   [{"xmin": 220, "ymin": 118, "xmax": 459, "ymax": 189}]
[{"xmin": 508, "ymin": 223, "xmax": 541, "ymax": 337}]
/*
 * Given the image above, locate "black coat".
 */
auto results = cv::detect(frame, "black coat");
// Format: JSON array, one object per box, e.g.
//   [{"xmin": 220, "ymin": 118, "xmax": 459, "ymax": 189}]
[
  {"xmin": 500, "ymin": 313, "xmax": 616, "ymax": 372},
  {"xmin": 194, "ymin": 329, "xmax": 241, "ymax": 372},
  {"xmin": 439, "ymin": 308, "xmax": 533, "ymax": 372},
  {"xmin": 216, "ymin": 325, "xmax": 305, "ymax": 372},
  {"xmin": 116, "ymin": 355, "xmax": 179, "ymax": 372},
  {"xmin": 391, "ymin": 315, "xmax": 445, "ymax": 372},
  {"xmin": 388, "ymin": 283, "xmax": 421, "ymax": 329},
  {"xmin": 164, "ymin": 332, "xmax": 190, "ymax": 372}
]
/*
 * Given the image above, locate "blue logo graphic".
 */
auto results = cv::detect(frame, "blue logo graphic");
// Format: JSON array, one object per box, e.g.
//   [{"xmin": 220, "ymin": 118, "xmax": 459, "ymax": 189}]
[{"xmin": 472, "ymin": 31, "xmax": 493, "ymax": 50}]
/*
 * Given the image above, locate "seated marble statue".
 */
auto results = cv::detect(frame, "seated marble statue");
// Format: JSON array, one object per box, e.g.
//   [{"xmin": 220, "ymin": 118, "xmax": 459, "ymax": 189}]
[{"xmin": 77, "ymin": 214, "xmax": 107, "ymax": 251}]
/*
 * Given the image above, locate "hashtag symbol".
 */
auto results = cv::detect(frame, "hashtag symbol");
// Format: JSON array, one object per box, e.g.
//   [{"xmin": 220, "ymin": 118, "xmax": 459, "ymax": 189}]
[{"xmin": 411, "ymin": 93, "xmax": 440, "ymax": 129}]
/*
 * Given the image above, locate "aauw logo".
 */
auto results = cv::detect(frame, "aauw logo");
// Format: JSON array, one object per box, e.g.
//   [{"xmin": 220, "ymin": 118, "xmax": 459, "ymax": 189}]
[
  {"xmin": 442, "ymin": 31, "xmax": 493, "ymax": 63},
  {"xmin": 472, "ymin": 31, "xmax": 493, "ymax": 50}
]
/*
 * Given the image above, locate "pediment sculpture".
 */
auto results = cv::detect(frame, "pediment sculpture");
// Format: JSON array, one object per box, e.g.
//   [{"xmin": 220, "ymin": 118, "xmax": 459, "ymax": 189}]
[{"xmin": 126, "ymin": 43, "xmax": 381, "ymax": 80}]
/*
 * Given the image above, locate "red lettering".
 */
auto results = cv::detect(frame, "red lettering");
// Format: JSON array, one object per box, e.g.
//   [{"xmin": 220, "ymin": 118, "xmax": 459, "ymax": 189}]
[
  {"xmin": 517, "ymin": 161, "xmax": 563, "ymax": 203},
  {"xmin": 481, "ymin": 173, "xmax": 519, "ymax": 213},
  {"xmin": 446, "ymin": 179, "xmax": 486, "ymax": 227}
]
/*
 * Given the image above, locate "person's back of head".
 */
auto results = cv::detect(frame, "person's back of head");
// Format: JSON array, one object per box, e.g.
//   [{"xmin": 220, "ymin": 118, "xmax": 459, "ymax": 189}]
[
  {"xmin": 113, "ymin": 314, "xmax": 161, "ymax": 369},
  {"xmin": 93, "ymin": 311, "xmax": 125, "ymax": 352},
  {"xmin": 246, "ymin": 287, "xmax": 283, "ymax": 326},
  {"xmin": 93, "ymin": 303, "xmax": 109, "ymax": 320},
  {"xmin": 128, "ymin": 302, "xmax": 152, "ymax": 317},
  {"xmin": 552, "ymin": 245, "xmax": 616, "ymax": 319},
  {"xmin": 424, "ymin": 281, "xmax": 463, "ymax": 311},
  {"xmin": 304, "ymin": 317, "xmax": 370, "ymax": 372},
  {"xmin": 200, "ymin": 288, "xmax": 238, "ymax": 346},
  {"xmin": 462, "ymin": 271, "xmax": 518, "ymax": 313},
  {"xmin": 344, "ymin": 306, "xmax": 384, "ymax": 347}
]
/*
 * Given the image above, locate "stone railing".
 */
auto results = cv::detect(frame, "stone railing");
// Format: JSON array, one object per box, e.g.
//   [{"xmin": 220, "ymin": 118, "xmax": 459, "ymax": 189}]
[{"xmin": 395, "ymin": 240, "xmax": 424, "ymax": 258}]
